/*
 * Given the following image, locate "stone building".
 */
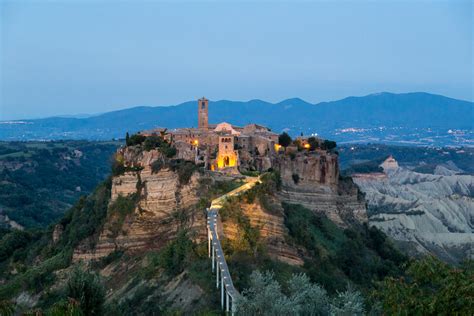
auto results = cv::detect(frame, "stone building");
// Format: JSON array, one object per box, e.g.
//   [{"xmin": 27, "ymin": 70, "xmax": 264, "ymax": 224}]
[
  {"xmin": 143, "ymin": 98, "xmax": 279, "ymax": 172},
  {"xmin": 142, "ymin": 97, "xmax": 337, "ymax": 186}
]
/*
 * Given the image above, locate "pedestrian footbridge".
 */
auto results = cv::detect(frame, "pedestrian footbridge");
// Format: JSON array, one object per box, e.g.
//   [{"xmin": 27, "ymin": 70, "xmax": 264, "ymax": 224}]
[{"xmin": 206, "ymin": 176, "xmax": 260, "ymax": 314}]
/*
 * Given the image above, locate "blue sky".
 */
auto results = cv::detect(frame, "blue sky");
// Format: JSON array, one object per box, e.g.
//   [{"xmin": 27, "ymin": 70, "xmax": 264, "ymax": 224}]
[{"xmin": 0, "ymin": 0, "xmax": 472, "ymax": 120}]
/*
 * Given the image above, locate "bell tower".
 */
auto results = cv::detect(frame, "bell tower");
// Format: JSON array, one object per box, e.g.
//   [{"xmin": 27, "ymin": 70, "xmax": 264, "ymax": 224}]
[{"xmin": 198, "ymin": 97, "xmax": 208, "ymax": 130}]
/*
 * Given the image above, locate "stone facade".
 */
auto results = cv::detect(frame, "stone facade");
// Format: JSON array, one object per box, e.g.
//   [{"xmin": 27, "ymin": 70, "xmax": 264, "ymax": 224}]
[{"xmin": 198, "ymin": 97, "xmax": 208, "ymax": 130}]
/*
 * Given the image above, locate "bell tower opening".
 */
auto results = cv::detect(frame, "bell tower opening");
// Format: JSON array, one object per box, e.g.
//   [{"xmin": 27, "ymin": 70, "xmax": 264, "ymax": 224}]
[{"xmin": 198, "ymin": 97, "xmax": 208, "ymax": 130}]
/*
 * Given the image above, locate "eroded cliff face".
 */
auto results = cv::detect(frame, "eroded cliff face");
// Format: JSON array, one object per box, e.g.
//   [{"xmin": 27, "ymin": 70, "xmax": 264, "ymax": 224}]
[
  {"xmin": 73, "ymin": 148, "xmax": 206, "ymax": 261},
  {"xmin": 354, "ymin": 168, "xmax": 474, "ymax": 263},
  {"xmin": 274, "ymin": 152, "xmax": 366, "ymax": 226},
  {"xmin": 74, "ymin": 146, "xmax": 366, "ymax": 265},
  {"xmin": 221, "ymin": 198, "xmax": 304, "ymax": 266},
  {"xmin": 274, "ymin": 152, "xmax": 339, "ymax": 188}
]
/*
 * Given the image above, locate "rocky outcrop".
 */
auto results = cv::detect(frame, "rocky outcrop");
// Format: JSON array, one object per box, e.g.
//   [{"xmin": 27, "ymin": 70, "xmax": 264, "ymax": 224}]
[
  {"xmin": 354, "ymin": 168, "xmax": 474, "ymax": 263},
  {"xmin": 274, "ymin": 151, "xmax": 339, "ymax": 188},
  {"xmin": 73, "ymin": 148, "xmax": 206, "ymax": 261},
  {"xmin": 278, "ymin": 175, "xmax": 367, "ymax": 227},
  {"xmin": 52, "ymin": 224, "xmax": 63, "ymax": 244}
]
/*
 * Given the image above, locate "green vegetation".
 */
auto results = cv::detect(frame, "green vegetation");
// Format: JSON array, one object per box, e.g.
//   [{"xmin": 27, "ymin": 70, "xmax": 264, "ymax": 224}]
[
  {"xmin": 66, "ymin": 268, "xmax": 105, "ymax": 316},
  {"xmin": 283, "ymin": 203, "xmax": 407, "ymax": 293},
  {"xmin": 169, "ymin": 159, "xmax": 198, "ymax": 185},
  {"xmin": 278, "ymin": 132, "xmax": 292, "ymax": 147},
  {"xmin": 0, "ymin": 179, "xmax": 112, "ymax": 302},
  {"xmin": 155, "ymin": 229, "xmax": 195, "ymax": 276},
  {"xmin": 238, "ymin": 271, "xmax": 364, "ymax": 316},
  {"xmin": 126, "ymin": 132, "xmax": 176, "ymax": 158},
  {"xmin": 374, "ymin": 257, "xmax": 474, "ymax": 315},
  {"xmin": 125, "ymin": 133, "xmax": 146, "ymax": 146},
  {"xmin": 106, "ymin": 194, "xmax": 137, "ymax": 238},
  {"xmin": 0, "ymin": 141, "xmax": 119, "ymax": 228},
  {"xmin": 0, "ymin": 300, "xmax": 15, "ymax": 316}
]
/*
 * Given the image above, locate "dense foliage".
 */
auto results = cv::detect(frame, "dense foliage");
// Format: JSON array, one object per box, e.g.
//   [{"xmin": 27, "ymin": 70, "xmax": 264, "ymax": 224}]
[
  {"xmin": 0, "ymin": 141, "xmax": 119, "ymax": 227},
  {"xmin": 0, "ymin": 179, "xmax": 111, "ymax": 302},
  {"xmin": 66, "ymin": 268, "xmax": 105, "ymax": 316},
  {"xmin": 374, "ymin": 257, "xmax": 474, "ymax": 315},
  {"xmin": 283, "ymin": 203, "xmax": 407, "ymax": 293},
  {"xmin": 238, "ymin": 271, "xmax": 365, "ymax": 316}
]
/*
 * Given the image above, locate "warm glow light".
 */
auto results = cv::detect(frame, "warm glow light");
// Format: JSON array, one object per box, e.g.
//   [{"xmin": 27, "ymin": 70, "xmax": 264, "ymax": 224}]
[
  {"xmin": 274, "ymin": 144, "xmax": 282, "ymax": 151},
  {"xmin": 193, "ymin": 139, "xmax": 199, "ymax": 146},
  {"xmin": 304, "ymin": 143, "xmax": 310, "ymax": 149},
  {"xmin": 217, "ymin": 155, "xmax": 237, "ymax": 168}
]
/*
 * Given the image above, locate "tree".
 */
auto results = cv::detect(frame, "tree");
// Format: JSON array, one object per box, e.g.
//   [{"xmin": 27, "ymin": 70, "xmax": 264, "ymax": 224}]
[
  {"xmin": 322, "ymin": 140, "xmax": 337, "ymax": 151},
  {"xmin": 308, "ymin": 137, "xmax": 319, "ymax": 151},
  {"xmin": 374, "ymin": 257, "xmax": 474, "ymax": 315},
  {"xmin": 143, "ymin": 135, "xmax": 164, "ymax": 151},
  {"xmin": 288, "ymin": 273, "xmax": 330, "ymax": 315},
  {"xmin": 126, "ymin": 134, "xmax": 146, "ymax": 146},
  {"xmin": 278, "ymin": 132, "xmax": 292, "ymax": 148},
  {"xmin": 125, "ymin": 132, "xmax": 130, "ymax": 146},
  {"xmin": 329, "ymin": 286, "xmax": 365, "ymax": 316},
  {"xmin": 67, "ymin": 268, "xmax": 105, "ymax": 316},
  {"xmin": 237, "ymin": 271, "xmax": 293, "ymax": 315}
]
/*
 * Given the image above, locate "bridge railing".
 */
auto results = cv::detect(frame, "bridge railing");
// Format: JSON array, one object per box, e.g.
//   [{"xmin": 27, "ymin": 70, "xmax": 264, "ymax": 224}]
[{"xmin": 207, "ymin": 208, "xmax": 239, "ymax": 314}]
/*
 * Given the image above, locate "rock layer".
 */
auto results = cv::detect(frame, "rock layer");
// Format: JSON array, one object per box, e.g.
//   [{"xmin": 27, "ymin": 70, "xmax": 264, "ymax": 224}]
[{"xmin": 73, "ymin": 148, "xmax": 206, "ymax": 261}]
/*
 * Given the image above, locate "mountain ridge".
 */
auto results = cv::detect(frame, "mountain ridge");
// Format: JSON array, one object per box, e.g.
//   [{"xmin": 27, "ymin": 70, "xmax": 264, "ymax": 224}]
[{"xmin": 1, "ymin": 92, "xmax": 472, "ymax": 145}]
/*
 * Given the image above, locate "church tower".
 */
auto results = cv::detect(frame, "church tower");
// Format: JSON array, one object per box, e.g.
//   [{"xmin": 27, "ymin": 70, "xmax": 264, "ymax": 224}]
[{"xmin": 198, "ymin": 97, "xmax": 209, "ymax": 130}]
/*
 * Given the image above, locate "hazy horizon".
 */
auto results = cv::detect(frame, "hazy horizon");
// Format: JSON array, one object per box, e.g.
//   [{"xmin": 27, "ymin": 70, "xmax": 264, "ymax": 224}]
[
  {"xmin": 1, "ymin": 0, "xmax": 472, "ymax": 120},
  {"xmin": 2, "ymin": 90, "xmax": 473, "ymax": 122}
]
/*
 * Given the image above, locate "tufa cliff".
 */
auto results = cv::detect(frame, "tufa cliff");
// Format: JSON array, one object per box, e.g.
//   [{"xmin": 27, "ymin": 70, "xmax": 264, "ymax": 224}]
[
  {"xmin": 73, "ymin": 148, "xmax": 206, "ymax": 261},
  {"xmin": 274, "ymin": 151, "xmax": 367, "ymax": 226},
  {"xmin": 73, "ymin": 144, "xmax": 367, "ymax": 264}
]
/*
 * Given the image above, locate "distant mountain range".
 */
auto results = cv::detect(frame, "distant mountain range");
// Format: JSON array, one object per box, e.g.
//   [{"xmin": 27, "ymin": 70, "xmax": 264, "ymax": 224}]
[{"xmin": 1, "ymin": 92, "xmax": 473, "ymax": 146}]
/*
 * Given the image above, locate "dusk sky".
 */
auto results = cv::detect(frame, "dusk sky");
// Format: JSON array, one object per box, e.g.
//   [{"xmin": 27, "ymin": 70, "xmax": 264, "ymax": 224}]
[{"xmin": 0, "ymin": 0, "xmax": 472, "ymax": 120}]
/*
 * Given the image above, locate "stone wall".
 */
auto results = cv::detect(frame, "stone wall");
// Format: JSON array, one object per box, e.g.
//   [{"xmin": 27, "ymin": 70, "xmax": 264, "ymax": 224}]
[{"xmin": 273, "ymin": 151, "xmax": 339, "ymax": 188}]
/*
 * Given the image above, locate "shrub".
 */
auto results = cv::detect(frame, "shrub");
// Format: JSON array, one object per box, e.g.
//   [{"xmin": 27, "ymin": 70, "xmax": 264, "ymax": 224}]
[
  {"xmin": 107, "ymin": 195, "xmax": 136, "ymax": 238},
  {"xmin": 0, "ymin": 230, "xmax": 33, "ymax": 262},
  {"xmin": 45, "ymin": 299, "xmax": 84, "ymax": 316},
  {"xmin": 157, "ymin": 230, "xmax": 194, "ymax": 276},
  {"xmin": 150, "ymin": 160, "xmax": 163, "ymax": 174},
  {"xmin": 126, "ymin": 134, "xmax": 146, "ymax": 146},
  {"xmin": 374, "ymin": 257, "xmax": 474, "ymax": 315},
  {"xmin": 0, "ymin": 300, "xmax": 15, "ymax": 316},
  {"xmin": 111, "ymin": 157, "xmax": 126, "ymax": 176},
  {"xmin": 143, "ymin": 135, "xmax": 164, "ymax": 151},
  {"xmin": 66, "ymin": 268, "xmax": 105, "ymax": 316},
  {"xmin": 238, "ymin": 270, "xmax": 364, "ymax": 316},
  {"xmin": 170, "ymin": 160, "xmax": 197, "ymax": 185},
  {"xmin": 160, "ymin": 145, "xmax": 176, "ymax": 158}
]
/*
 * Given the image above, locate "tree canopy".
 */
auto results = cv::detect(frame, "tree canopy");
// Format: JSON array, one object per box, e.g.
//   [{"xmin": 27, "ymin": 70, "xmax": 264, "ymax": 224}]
[{"xmin": 278, "ymin": 132, "xmax": 292, "ymax": 147}]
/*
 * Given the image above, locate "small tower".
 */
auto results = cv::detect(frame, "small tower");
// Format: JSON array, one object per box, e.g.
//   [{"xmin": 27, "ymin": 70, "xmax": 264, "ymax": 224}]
[
  {"xmin": 217, "ymin": 136, "xmax": 238, "ymax": 169},
  {"xmin": 198, "ymin": 97, "xmax": 208, "ymax": 130}
]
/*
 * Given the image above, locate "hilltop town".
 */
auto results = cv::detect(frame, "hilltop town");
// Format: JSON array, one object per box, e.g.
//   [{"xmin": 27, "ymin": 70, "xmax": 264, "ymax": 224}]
[{"xmin": 127, "ymin": 97, "xmax": 339, "ymax": 186}]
